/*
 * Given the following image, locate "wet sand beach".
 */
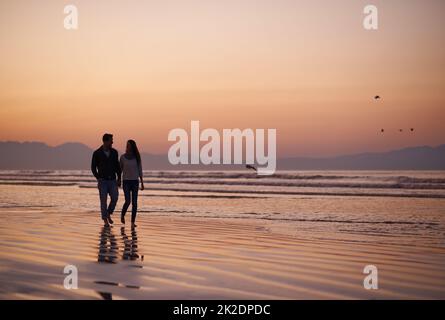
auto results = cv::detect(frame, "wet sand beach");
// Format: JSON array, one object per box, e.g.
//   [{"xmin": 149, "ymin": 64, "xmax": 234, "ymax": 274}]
[
  {"xmin": 1, "ymin": 171, "xmax": 445, "ymax": 299},
  {"xmin": 0, "ymin": 209, "xmax": 444, "ymax": 299}
]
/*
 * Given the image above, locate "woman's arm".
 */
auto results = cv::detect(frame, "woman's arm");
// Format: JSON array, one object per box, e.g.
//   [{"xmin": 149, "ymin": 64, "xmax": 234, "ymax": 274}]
[{"xmin": 139, "ymin": 162, "xmax": 144, "ymax": 190}]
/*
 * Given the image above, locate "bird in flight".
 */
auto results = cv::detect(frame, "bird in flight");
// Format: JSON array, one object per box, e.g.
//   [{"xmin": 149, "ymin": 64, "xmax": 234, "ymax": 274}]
[{"xmin": 374, "ymin": 95, "xmax": 381, "ymax": 100}]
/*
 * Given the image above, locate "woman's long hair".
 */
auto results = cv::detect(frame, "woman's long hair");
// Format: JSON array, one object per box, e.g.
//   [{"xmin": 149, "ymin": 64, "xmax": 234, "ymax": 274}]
[{"xmin": 127, "ymin": 140, "xmax": 141, "ymax": 165}]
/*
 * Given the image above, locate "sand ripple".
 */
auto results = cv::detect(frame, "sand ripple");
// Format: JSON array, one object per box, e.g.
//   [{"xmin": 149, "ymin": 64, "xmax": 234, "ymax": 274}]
[{"xmin": 0, "ymin": 210, "xmax": 444, "ymax": 299}]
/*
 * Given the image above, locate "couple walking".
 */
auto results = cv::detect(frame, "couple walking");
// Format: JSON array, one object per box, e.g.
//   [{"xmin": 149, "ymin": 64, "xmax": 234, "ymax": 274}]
[{"xmin": 91, "ymin": 133, "xmax": 145, "ymax": 227}]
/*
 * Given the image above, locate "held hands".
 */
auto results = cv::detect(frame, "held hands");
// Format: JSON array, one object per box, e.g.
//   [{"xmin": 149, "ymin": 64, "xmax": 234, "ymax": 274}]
[{"xmin": 96, "ymin": 179, "xmax": 122, "ymax": 188}]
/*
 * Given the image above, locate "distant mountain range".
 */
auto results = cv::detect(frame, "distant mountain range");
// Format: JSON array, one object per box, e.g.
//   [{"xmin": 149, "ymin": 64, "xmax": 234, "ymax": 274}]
[
  {"xmin": 280, "ymin": 145, "xmax": 445, "ymax": 170},
  {"xmin": 0, "ymin": 141, "xmax": 444, "ymax": 170}
]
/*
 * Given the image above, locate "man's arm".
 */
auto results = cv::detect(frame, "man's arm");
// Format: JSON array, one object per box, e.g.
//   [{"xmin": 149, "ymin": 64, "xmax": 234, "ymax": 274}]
[
  {"xmin": 119, "ymin": 155, "xmax": 124, "ymax": 174},
  {"xmin": 91, "ymin": 151, "xmax": 99, "ymax": 179},
  {"xmin": 115, "ymin": 150, "xmax": 122, "ymax": 184}
]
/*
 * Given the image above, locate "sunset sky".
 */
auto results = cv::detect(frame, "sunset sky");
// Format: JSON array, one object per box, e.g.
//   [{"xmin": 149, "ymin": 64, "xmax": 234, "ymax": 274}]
[{"xmin": 0, "ymin": 0, "xmax": 444, "ymax": 157}]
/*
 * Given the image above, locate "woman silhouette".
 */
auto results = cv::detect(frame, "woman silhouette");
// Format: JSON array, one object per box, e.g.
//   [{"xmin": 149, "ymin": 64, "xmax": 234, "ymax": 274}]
[{"xmin": 120, "ymin": 140, "xmax": 145, "ymax": 227}]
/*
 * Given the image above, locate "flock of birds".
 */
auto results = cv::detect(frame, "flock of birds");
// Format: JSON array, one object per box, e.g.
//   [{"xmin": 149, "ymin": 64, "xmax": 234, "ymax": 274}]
[
  {"xmin": 245, "ymin": 94, "xmax": 415, "ymax": 173},
  {"xmin": 374, "ymin": 95, "xmax": 415, "ymax": 134},
  {"xmin": 380, "ymin": 128, "xmax": 415, "ymax": 133}
]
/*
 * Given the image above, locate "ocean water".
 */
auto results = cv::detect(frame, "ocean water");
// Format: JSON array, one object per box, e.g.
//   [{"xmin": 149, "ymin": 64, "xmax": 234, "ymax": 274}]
[{"xmin": 0, "ymin": 170, "xmax": 444, "ymax": 247}]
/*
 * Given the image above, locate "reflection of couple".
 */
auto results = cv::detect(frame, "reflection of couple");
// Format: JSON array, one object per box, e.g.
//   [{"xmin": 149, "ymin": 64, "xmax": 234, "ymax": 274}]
[
  {"xmin": 97, "ymin": 226, "xmax": 139, "ymax": 263},
  {"xmin": 91, "ymin": 133, "xmax": 145, "ymax": 227},
  {"xmin": 97, "ymin": 226, "xmax": 118, "ymax": 263}
]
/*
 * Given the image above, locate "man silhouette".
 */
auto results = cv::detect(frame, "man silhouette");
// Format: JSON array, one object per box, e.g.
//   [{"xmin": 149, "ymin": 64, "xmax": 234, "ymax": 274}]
[{"xmin": 91, "ymin": 133, "xmax": 122, "ymax": 226}]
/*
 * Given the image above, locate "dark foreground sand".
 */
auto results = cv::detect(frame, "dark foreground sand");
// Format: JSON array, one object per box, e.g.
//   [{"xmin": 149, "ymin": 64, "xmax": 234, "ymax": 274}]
[{"xmin": 0, "ymin": 210, "xmax": 444, "ymax": 299}]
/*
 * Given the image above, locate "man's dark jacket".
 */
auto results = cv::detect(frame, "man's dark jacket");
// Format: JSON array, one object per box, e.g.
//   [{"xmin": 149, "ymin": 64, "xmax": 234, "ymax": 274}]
[{"xmin": 91, "ymin": 147, "xmax": 122, "ymax": 180}]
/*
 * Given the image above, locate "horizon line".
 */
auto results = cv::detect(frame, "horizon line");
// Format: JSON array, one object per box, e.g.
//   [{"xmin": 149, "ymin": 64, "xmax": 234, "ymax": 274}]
[{"xmin": 1, "ymin": 140, "xmax": 444, "ymax": 160}]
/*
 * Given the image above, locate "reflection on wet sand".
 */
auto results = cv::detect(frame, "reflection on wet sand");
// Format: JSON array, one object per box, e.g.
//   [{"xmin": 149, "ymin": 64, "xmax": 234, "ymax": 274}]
[
  {"xmin": 97, "ymin": 226, "xmax": 118, "ymax": 264},
  {"xmin": 96, "ymin": 226, "xmax": 142, "ymax": 299},
  {"xmin": 121, "ymin": 227, "xmax": 140, "ymax": 261},
  {"xmin": 1, "ymin": 207, "xmax": 444, "ymax": 299},
  {"xmin": 97, "ymin": 292, "xmax": 113, "ymax": 300}
]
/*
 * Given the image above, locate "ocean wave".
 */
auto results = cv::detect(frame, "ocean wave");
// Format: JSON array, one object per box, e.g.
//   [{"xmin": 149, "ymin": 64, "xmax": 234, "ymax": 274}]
[
  {"xmin": 143, "ymin": 193, "xmax": 269, "ymax": 199},
  {"xmin": 2, "ymin": 177, "xmax": 445, "ymax": 190},
  {"xmin": 146, "ymin": 212, "xmax": 440, "ymax": 226},
  {"xmin": 0, "ymin": 181, "xmax": 77, "ymax": 187},
  {"xmin": 2, "ymin": 170, "xmax": 445, "ymax": 183},
  {"xmin": 134, "ymin": 186, "xmax": 445, "ymax": 199},
  {"xmin": 140, "ymin": 179, "xmax": 445, "ymax": 190}
]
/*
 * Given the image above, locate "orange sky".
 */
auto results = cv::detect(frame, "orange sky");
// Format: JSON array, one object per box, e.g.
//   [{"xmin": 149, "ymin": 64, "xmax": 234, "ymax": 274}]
[{"xmin": 0, "ymin": 0, "xmax": 444, "ymax": 157}]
